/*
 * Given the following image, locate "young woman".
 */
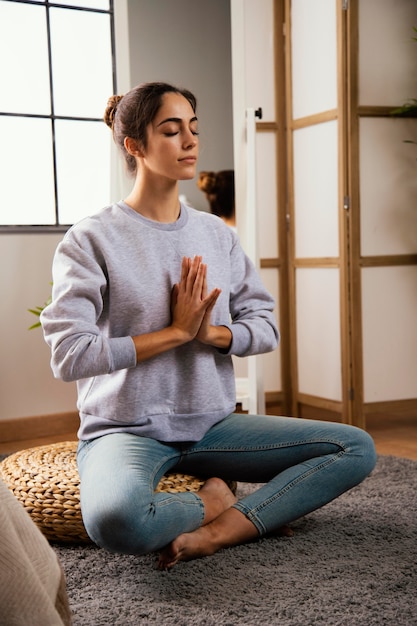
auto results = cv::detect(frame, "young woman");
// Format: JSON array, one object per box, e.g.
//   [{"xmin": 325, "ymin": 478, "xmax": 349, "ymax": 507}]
[{"xmin": 41, "ymin": 82, "xmax": 376, "ymax": 570}]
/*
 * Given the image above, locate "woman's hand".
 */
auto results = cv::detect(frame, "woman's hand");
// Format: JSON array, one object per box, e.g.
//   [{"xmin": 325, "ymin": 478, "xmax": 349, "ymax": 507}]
[
  {"xmin": 171, "ymin": 256, "xmax": 232, "ymax": 350},
  {"xmin": 195, "ymin": 267, "xmax": 231, "ymax": 350},
  {"xmin": 132, "ymin": 256, "xmax": 230, "ymax": 363},
  {"xmin": 171, "ymin": 256, "xmax": 221, "ymax": 342}
]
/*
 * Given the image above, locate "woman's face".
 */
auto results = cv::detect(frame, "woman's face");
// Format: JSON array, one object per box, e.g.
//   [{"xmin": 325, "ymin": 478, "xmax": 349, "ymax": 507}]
[{"xmin": 141, "ymin": 91, "xmax": 199, "ymax": 182}]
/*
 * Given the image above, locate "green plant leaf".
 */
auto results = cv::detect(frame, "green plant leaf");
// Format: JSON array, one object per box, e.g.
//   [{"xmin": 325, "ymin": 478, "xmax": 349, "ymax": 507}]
[
  {"xmin": 28, "ymin": 291, "xmax": 52, "ymax": 330},
  {"xmin": 390, "ymin": 99, "xmax": 417, "ymax": 117},
  {"xmin": 28, "ymin": 321, "xmax": 42, "ymax": 330}
]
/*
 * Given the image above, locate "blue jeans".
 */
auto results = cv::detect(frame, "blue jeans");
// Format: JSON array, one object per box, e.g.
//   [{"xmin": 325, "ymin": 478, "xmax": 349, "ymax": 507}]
[{"xmin": 77, "ymin": 413, "xmax": 376, "ymax": 554}]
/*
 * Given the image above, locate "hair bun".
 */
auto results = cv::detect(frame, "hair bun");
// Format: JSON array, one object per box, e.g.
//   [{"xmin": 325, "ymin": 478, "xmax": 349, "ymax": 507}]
[
  {"xmin": 103, "ymin": 94, "xmax": 124, "ymax": 129},
  {"xmin": 197, "ymin": 171, "xmax": 218, "ymax": 194}
]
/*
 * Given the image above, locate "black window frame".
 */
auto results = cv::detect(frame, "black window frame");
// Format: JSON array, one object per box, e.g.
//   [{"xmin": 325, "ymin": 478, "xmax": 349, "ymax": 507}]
[{"xmin": 0, "ymin": 0, "xmax": 117, "ymax": 233}]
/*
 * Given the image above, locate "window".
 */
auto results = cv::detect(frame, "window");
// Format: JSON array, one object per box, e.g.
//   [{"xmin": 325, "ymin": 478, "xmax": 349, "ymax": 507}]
[{"xmin": 0, "ymin": 0, "xmax": 116, "ymax": 230}]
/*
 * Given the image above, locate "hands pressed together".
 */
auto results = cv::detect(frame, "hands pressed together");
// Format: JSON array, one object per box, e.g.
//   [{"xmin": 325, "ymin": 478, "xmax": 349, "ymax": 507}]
[
  {"xmin": 171, "ymin": 255, "xmax": 222, "ymax": 345},
  {"xmin": 132, "ymin": 256, "xmax": 232, "ymax": 363}
]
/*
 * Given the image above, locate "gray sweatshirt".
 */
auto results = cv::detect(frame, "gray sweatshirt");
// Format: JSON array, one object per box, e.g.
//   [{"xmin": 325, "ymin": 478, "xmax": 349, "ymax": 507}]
[{"xmin": 41, "ymin": 201, "xmax": 279, "ymax": 442}]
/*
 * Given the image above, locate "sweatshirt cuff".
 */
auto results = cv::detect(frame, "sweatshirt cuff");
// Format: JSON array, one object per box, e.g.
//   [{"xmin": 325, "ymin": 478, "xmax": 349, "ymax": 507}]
[
  {"xmin": 109, "ymin": 336, "xmax": 137, "ymax": 371},
  {"xmin": 221, "ymin": 323, "xmax": 251, "ymax": 357}
]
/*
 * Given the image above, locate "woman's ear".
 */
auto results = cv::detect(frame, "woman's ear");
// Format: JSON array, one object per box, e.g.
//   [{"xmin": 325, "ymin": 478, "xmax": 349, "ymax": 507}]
[{"xmin": 124, "ymin": 136, "xmax": 144, "ymax": 157}]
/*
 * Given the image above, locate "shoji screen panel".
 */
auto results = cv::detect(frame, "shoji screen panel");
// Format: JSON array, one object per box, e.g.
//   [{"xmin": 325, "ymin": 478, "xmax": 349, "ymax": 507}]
[
  {"xmin": 358, "ymin": 0, "xmax": 417, "ymax": 107},
  {"xmin": 360, "ymin": 117, "xmax": 417, "ymax": 257},
  {"xmin": 362, "ymin": 266, "xmax": 417, "ymax": 403},
  {"xmin": 287, "ymin": 0, "xmax": 347, "ymax": 420},
  {"xmin": 293, "ymin": 121, "xmax": 339, "ymax": 258},
  {"xmin": 296, "ymin": 267, "xmax": 342, "ymax": 401},
  {"xmin": 355, "ymin": 0, "xmax": 417, "ymax": 417},
  {"xmin": 291, "ymin": 0, "xmax": 337, "ymax": 117}
]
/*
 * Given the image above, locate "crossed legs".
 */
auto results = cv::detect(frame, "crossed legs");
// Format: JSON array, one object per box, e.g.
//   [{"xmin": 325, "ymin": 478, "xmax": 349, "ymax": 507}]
[{"xmin": 77, "ymin": 414, "xmax": 376, "ymax": 567}]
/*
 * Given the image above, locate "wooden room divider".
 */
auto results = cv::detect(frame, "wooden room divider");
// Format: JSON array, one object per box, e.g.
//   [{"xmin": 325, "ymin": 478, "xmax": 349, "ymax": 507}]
[{"xmin": 232, "ymin": 0, "xmax": 417, "ymax": 428}]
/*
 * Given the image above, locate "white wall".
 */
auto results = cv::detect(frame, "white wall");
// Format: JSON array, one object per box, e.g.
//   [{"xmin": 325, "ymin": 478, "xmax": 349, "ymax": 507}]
[
  {"xmin": 0, "ymin": 0, "xmax": 234, "ymax": 422},
  {"xmin": 0, "ymin": 235, "xmax": 77, "ymax": 420}
]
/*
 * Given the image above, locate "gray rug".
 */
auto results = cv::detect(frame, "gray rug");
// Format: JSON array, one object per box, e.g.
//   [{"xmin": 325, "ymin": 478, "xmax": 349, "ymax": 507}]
[{"xmin": 51, "ymin": 456, "xmax": 416, "ymax": 625}]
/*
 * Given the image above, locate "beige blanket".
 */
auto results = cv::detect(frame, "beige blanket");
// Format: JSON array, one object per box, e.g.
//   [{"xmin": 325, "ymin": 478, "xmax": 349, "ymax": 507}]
[{"xmin": 0, "ymin": 477, "xmax": 72, "ymax": 625}]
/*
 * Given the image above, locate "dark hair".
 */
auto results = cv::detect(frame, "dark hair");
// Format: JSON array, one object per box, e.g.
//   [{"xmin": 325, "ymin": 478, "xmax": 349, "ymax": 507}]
[
  {"xmin": 104, "ymin": 82, "xmax": 197, "ymax": 176},
  {"xmin": 197, "ymin": 170, "xmax": 235, "ymax": 221}
]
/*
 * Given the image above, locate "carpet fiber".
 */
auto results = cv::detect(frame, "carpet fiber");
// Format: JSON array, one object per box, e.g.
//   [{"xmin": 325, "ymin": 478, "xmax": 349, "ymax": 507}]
[{"xmin": 42, "ymin": 456, "xmax": 417, "ymax": 624}]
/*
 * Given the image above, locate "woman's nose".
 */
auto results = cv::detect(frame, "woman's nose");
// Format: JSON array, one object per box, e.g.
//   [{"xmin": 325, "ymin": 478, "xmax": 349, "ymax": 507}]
[{"xmin": 183, "ymin": 129, "xmax": 198, "ymax": 148}]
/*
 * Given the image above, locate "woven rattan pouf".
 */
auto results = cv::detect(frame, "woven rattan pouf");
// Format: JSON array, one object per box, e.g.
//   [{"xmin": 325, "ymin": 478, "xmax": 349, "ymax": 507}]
[{"xmin": 0, "ymin": 441, "xmax": 231, "ymax": 544}]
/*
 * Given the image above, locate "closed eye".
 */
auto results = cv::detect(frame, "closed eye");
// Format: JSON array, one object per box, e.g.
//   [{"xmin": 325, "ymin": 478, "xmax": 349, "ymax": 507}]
[
  {"xmin": 158, "ymin": 116, "xmax": 199, "ymax": 137},
  {"xmin": 163, "ymin": 129, "xmax": 199, "ymax": 137}
]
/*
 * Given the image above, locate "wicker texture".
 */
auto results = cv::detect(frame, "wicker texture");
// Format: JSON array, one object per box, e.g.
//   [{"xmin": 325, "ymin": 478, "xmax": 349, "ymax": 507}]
[{"xmin": 0, "ymin": 441, "xmax": 235, "ymax": 544}]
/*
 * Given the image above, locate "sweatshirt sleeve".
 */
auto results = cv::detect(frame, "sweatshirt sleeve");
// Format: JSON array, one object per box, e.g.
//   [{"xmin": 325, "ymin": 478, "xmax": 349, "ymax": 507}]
[
  {"xmin": 41, "ymin": 237, "xmax": 137, "ymax": 383},
  {"xmin": 222, "ymin": 238, "xmax": 280, "ymax": 358}
]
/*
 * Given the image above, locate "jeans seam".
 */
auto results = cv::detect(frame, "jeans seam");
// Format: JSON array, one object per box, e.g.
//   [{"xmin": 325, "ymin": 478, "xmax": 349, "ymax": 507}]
[
  {"xmin": 151, "ymin": 454, "xmax": 205, "ymax": 526},
  {"xmin": 150, "ymin": 452, "xmax": 182, "ymax": 488},
  {"xmin": 187, "ymin": 438, "xmax": 347, "ymax": 455}
]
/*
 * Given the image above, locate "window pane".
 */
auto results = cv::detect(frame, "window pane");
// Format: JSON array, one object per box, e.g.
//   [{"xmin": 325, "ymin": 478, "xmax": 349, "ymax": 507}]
[
  {"xmin": 51, "ymin": 1, "xmax": 110, "ymax": 9},
  {"xmin": 0, "ymin": 2, "xmax": 50, "ymax": 115},
  {"xmin": 0, "ymin": 117, "xmax": 55, "ymax": 225},
  {"xmin": 55, "ymin": 120, "xmax": 111, "ymax": 224},
  {"xmin": 50, "ymin": 8, "xmax": 113, "ymax": 118}
]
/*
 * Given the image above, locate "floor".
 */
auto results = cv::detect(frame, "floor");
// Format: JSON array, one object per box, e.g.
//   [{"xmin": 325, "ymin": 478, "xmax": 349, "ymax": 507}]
[{"xmin": 365, "ymin": 412, "xmax": 417, "ymax": 461}]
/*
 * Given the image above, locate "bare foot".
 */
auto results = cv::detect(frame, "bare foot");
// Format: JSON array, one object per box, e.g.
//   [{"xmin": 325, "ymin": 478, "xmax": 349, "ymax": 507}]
[
  {"xmin": 158, "ymin": 507, "xmax": 258, "ymax": 570},
  {"xmin": 197, "ymin": 477, "xmax": 237, "ymax": 525},
  {"xmin": 158, "ymin": 525, "xmax": 218, "ymax": 570}
]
